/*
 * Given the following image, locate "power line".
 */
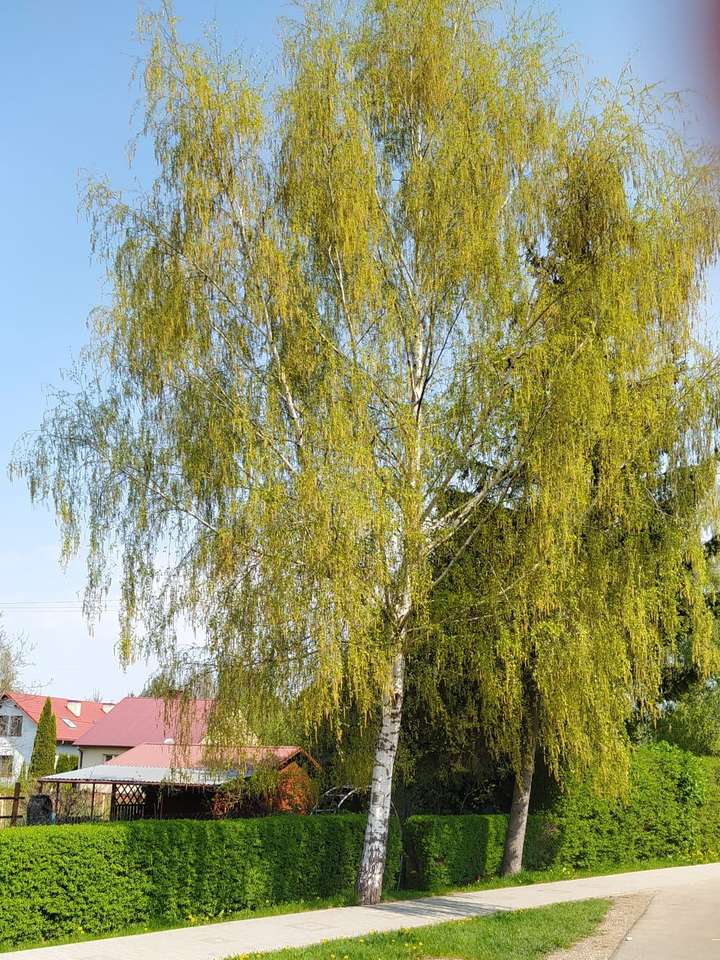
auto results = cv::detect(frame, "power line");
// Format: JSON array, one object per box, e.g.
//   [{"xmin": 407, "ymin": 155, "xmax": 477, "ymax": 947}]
[{"xmin": 0, "ymin": 600, "xmax": 122, "ymax": 613}]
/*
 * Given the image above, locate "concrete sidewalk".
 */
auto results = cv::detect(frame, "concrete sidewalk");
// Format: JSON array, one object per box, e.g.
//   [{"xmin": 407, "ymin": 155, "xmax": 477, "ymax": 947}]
[
  {"xmin": 5, "ymin": 862, "xmax": 720, "ymax": 960},
  {"xmin": 614, "ymin": 878, "xmax": 720, "ymax": 959}
]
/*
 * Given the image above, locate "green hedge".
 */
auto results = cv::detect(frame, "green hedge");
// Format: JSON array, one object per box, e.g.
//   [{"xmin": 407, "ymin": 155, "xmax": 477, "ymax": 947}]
[
  {"xmin": 403, "ymin": 813, "xmax": 556, "ymax": 888},
  {"xmin": 696, "ymin": 756, "xmax": 720, "ymax": 860},
  {"xmin": 403, "ymin": 814, "xmax": 508, "ymax": 888},
  {"xmin": 0, "ymin": 814, "xmax": 401, "ymax": 950},
  {"xmin": 404, "ymin": 743, "xmax": 715, "ymax": 889},
  {"xmin": 3, "ymin": 745, "xmax": 717, "ymax": 948},
  {"xmin": 545, "ymin": 742, "xmax": 706, "ymax": 869}
]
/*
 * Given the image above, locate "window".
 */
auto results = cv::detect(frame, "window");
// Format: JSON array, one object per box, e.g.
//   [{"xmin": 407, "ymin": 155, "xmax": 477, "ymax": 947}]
[
  {"xmin": 0, "ymin": 756, "xmax": 13, "ymax": 779},
  {"xmin": 0, "ymin": 716, "xmax": 22, "ymax": 738},
  {"xmin": 103, "ymin": 754, "xmax": 117, "ymax": 762},
  {"xmin": 62, "ymin": 718, "xmax": 76, "ymax": 729}
]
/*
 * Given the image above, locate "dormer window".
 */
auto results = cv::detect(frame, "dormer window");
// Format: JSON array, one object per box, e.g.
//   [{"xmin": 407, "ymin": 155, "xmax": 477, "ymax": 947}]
[{"xmin": 66, "ymin": 702, "xmax": 82, "ymax": 718}]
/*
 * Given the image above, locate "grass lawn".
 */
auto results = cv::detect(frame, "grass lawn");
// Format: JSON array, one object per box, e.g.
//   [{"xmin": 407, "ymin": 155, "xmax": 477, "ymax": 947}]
[{"xmin": 231, "ymin": 899, "xmax": 610, "ymax": 960}]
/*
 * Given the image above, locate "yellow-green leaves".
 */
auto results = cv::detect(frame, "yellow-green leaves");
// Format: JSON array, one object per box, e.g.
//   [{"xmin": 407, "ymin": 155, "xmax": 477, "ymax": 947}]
[{"xmin": 11, "ymin": 0, "xmax": 720, "ymax": 771}]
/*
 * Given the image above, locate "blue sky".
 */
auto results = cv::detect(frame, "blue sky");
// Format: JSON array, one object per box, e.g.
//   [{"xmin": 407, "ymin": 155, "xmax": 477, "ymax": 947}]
[{"xmin": 0, "ymin": 0, "xmax": 714, "ymax": 700}]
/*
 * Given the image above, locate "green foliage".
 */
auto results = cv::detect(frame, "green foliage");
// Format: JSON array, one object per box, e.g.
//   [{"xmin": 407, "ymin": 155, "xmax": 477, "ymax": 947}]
[
  {"xmin": 654, "ymin": 683, "xmax": 720, "ymax": 756},
  {"xmin": 695, "ymin": 757, "xmax": 720, "ymax": 859},
  {"xmin": 55, "ymin": 754, "xmax": 79, "ymax": 774},
  {"xmin": 404, "ymin": 814, "xmax": 511, "ymax": 889},
  {"xmin": 13, "ymin": 0, "xmax": 720, "ymax": 759},
  {"xmin": 10, "ymin": 0, "xmax": 720, "ymax": 899},
  {"xmin": 29, "ymin": 698, "xmax": 56, "ymax": 778},
  {"xmin": 403, "ymin": 744, "xmax": 713, "ymax": 888},
  {"xmin": 236, "ymin": 900, "xmax": 610, "ymax": 960},
  {"xmin": 545, "ymin": 743, "xmax": 706, "ymax": 869},
  {"xmin": 0, "ymin": 814, "xmax": 401, "ymax": 950},
  {"xmin": 0, "ymin": 815, "xmax": 400, "ymax": 947}
]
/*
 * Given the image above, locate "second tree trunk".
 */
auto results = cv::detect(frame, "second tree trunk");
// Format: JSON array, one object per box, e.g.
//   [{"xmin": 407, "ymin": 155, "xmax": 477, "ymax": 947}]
[{"xmin": 501, "ymin": 749, "xmax": 535, "ymax": 876}]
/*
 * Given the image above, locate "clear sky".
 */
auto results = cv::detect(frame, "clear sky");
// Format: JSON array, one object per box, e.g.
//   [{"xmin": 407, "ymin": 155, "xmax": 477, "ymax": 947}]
[{"xmin": 0, "ymin": 0, "xmax": 715, "ymax": 700}]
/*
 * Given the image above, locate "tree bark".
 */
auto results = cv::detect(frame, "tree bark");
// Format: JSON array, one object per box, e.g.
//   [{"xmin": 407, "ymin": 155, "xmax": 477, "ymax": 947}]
[
  {"xmin": 356, "ymin": 649, "xmax": 405, "ymax": 905},
  {"xmin": 501, "ymin": 748, "xmax": 535, "ymax": 876}
]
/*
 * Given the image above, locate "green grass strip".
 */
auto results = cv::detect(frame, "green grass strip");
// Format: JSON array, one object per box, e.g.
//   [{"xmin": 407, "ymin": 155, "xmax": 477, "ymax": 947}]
[{"xmin": 231, "ymin": 899, "xmax": 610, "ymax": 960}]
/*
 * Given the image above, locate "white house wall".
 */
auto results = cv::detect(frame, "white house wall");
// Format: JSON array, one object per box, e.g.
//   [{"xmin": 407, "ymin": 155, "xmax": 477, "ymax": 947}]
[
  {"xmin": 79, "ymin": 746, "xmax": 127, "ymax": 768},
  {"xmin": 0, "ymin": 698, "xmax": 82, "ymax": 782},
  {"xmin": 0, "ymin": 698, "xmax": 37, "ymax": 782}
]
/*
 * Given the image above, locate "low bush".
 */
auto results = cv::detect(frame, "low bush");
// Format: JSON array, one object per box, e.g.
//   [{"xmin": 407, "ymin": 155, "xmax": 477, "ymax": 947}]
[
  {"xmin": 696, "ymin": 756, "xmax": 720, "ymax": 860},
  {"xmin": 404, "ymin": 743, "xmax": 714, "ymax": 888},
  {"xmin": 403, "ymin": 813, "xmax": 510, "ymax": 888},
  {"xmin": 0, "ymin": 813, "xmax": 401, "ymax": 950},
  {"xmin": 545, "ymin": 742, "xmax": 706, "ymax": 869}
]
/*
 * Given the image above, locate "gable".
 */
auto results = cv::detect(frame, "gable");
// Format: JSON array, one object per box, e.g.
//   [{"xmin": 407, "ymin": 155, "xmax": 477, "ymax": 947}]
[{"xmin": 2, "ymin": 692, "xmax": 114, "ymax": 744}]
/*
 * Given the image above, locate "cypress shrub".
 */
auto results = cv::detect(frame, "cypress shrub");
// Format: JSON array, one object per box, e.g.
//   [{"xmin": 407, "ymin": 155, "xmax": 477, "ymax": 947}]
[
  {"xmin": 29, "ymin": 698, "xmax": 57, "ymax": 778},
  {"xmin": 0, "ymin": 813, "xmax": 401, "ymax": 950}
]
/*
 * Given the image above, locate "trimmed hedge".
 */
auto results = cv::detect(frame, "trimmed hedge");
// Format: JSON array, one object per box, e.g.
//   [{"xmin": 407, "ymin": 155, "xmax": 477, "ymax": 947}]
[
  {"xmin": 403, "ymin": 813, "xmax": 555, "ymax": 888},
  {"xmin": 403, "ymin": 813, "xmax": 509, "ymax": 888},
  {"xmin": 404, "ymin": 743, "xmax": 715, "ymax": 889},
  {"xmin": 2, "ymin": 745, "xmax": 717, "ymax": 948},
  {"xmin": 0, "ymin": 814, "xmax": 401, "ymax": 950}
]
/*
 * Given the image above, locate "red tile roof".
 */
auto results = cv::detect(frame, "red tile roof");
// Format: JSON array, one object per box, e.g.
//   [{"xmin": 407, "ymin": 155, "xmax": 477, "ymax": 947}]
[
  {"xmin": 4, "ymin": 692, "xmax": 115, "ymax": 744},
  {"xmin": 106, "ymin": 742, "xmax": 308, "ymax": 769},
  {"xmin": 74, "ymin": 697, "xmax": 213, "ymax": 749}
]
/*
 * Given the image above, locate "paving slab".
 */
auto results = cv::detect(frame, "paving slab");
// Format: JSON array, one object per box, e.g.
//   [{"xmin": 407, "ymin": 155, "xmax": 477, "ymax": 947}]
[{"xmin": 4, "ymin": 862, "xmax": 720, "ymax": 960}]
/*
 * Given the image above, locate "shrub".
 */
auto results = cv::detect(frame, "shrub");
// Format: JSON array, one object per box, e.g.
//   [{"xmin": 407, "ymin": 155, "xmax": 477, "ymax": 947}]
[
  {"xmin": 696, "ymin": 756, "xmax": 720, "ymax": 860},
  {"xmin": 403, "ymin": 743, "xmax": 713, "ymax": 888},
  {"xmin": 55, "ymin": 754, "xmax": 79, "ymax": 774},
  {"xmin": 0, "ymin": 813, "xmax": 401, "ymax": 950},
  {"xmin": 403, "ymin": 814, "xmax": 509, "ymax": 889},
  {"xmin": 29, "ymin": 698, "xmax": 56, "ymax": 778},
  {"xmin": 547, "ymin": 742, "xmax": 706, "ymax": 869},
  {"xmin": 654, "ymin": 684, "xmax": 720, "ymax": 756}
]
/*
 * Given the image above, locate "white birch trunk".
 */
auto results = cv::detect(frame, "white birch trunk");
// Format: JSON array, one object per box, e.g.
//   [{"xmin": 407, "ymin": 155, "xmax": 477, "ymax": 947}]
[{"xmin": 356, "ymin": 649, "xmax": 405, "ymax": 905}]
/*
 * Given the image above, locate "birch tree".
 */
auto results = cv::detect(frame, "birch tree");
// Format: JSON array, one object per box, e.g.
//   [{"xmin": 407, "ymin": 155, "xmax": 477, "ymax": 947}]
[
  {"xmin": 430, "ymin": 151, "xmax": 720, "ymax": 874},
  {"xmin": 11, "ymin": 0, "xmax": 720, "ymax": 900}
]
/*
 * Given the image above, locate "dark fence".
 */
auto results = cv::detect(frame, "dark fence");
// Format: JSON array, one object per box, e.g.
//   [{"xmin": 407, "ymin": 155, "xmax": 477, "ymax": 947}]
[{"xmin": 0, "ymin": 783, "xmax": 24, "ymax": 827}]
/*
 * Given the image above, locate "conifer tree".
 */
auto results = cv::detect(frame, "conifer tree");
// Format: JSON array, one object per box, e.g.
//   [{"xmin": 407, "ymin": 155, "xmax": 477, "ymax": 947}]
[
  {"xmin": 30, "ymin": 698, "xmax": 57, "ymax": 779},
  {"xmin": 12, "ymin": 1, "xmax": 720, "ymax": 899}
]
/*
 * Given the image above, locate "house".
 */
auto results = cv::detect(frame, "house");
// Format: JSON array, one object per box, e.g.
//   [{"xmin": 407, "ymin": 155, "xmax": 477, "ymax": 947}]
[
  {"xmin": 39, "ymin": 743, "xmax": 320, "ymax": 821},
  {"xmin": 0, "ymin": 692, "xmax": 115, "ymax": 782},
  {"xmin": 73, "ymin": 696, "xmax": 213, "ymax": 768}
]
